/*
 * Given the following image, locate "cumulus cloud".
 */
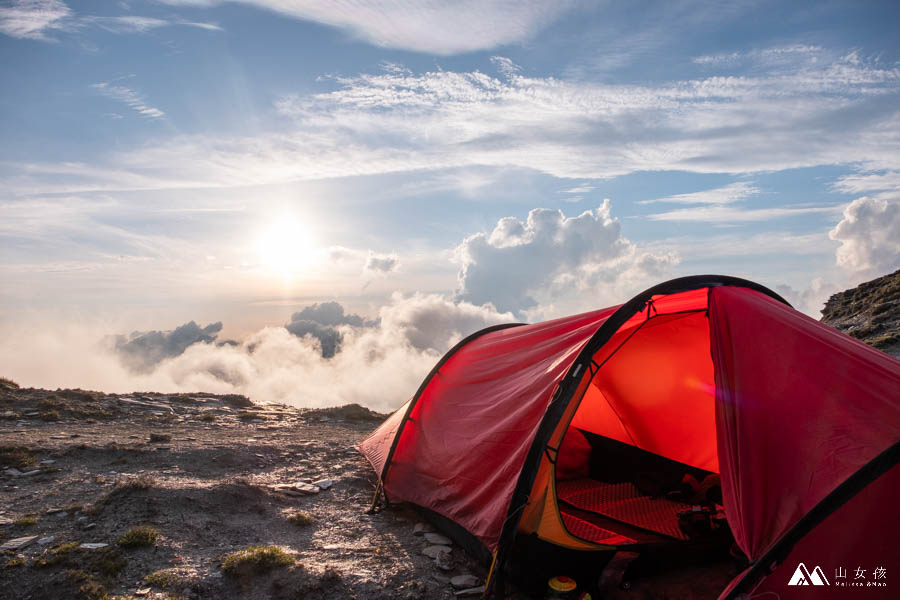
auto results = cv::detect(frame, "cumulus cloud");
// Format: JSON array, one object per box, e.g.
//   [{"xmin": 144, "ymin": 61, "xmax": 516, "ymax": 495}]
[
  {"xmin": 364, "ymin": 251, "xmax": 399, "ymax": 275},
  {"xmin": 111, "ymin": 321, "xmax": 223, "ymax": 373},
  {"xmin": 829, "ymin": 196, "xmax": 900, "ymax": 277},
  {"xmin": 455, "ymin": 200, "xmax": 679, "ymax": 314},
  {"xmin": 1, "ymin": 295, "xmax": 514, "ymax": 412},
  {"xmin": 284, "ymin": 301, "xmax": 371, "ymax": 358},
  {"xmin": 775, "ymin": 278, "xmax": 839, "ymax": 318},
  {"xmin": 159, "ymin": 1, "xmax": 574, "ymax": 54}
]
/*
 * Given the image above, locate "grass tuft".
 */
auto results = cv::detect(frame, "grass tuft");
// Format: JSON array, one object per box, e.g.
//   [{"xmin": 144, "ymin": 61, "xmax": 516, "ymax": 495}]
[
  {"xmin": 0, "ymin": 445, "xmax": 37, "ymax": 469},
  {"xmin": 116, "ymin": 526, "xmax": 158, "ymax": 548},
  {"xmin": 286, "ymin": 511, "xmax": 314, "ymax": 526},
  {"xmin": 14, "ymin": 515, "xmax": 37, "ymax": 527},
  {"xmin": 143, "ymin": 568, "xmax": 189, "ymax": 589},
  {"xmin": 221, "ymin": 545, "xmax": 294, "ymax": 577},
  {"xmin": 4, "ymin": 556, "xmax": 25, "ymax": 569}
]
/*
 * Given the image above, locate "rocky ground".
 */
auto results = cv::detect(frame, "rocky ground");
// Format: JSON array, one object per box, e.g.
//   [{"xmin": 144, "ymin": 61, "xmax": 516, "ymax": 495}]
[
  {"xmin": 0, "ymin": 384, "xmax": 489, "ymax": 600},
  {"xmin": 821, "ymin": 268, "xmax": 900, "ymax": 358},
  {"xmin": 0, "ymin": 383, "xmax": 743, "ymax": 600}
]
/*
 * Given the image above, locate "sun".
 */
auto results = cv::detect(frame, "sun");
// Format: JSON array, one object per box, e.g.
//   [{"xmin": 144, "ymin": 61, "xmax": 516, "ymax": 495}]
[{"xmin": 256, "ymin": 217, "xmax": 316, "ymax": 276}]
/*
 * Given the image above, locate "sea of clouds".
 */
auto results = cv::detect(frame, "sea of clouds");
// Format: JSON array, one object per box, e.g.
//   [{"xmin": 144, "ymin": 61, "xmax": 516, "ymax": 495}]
[{"xmin": 1, "ymin": 196, "xmax": 895, "ymax": 413}]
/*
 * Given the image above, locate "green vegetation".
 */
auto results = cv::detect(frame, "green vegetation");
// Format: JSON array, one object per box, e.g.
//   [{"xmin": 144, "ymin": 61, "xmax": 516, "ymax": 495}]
[
  {"xmin": 237, "ymin": 411, "xmax": 262, "ymax": 421},
  {"xmin": 0, "ymin": 377, "xmax": 18, "ymax": 390},
  {"xmin": 287, "ymin": 511, "xmax": 314, "ymax": 526},
  {"xmin": 14, "ymin": 515, "xmax": 37, "ymax": 527},
  {"xmin": 116, "ymin": 527, "xmax": 158, "ymax": 548},
  {"xmin": 221, "ymin": 545, "xmax": 295, "ymax": 577},
  {"xmin": 199, "ymin": 413, "xmax": 216, "ymax": 422}
]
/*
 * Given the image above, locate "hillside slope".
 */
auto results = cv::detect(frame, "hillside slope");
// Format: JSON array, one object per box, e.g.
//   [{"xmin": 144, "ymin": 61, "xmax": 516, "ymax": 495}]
[{"xmin": 821, "ymin": 269, "xmax": 900, "ymax": 358}]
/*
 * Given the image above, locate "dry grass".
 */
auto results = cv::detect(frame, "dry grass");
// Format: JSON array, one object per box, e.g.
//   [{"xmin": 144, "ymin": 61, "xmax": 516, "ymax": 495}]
[
  {"xmin": 221, "ymin": 546, "xmax": 294, "ymax": 577},
  {"xmin": 0, "ymin": 444, "xmax": 37, "ymax": 469},
  {"xmin": 286, "ymin": 511, "xmax": 314, "ymax": 526}
]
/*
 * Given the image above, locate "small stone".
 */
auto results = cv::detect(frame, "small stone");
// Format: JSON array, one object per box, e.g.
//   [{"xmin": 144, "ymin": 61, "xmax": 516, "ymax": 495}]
[
  {"xmin": 56, "ymin": 512, "xmax": 68, "ymax": 518},
  {"xmin": 0, "ymin": 536, "xmax": 38, "ymax": 550},
  {"xmin": 454, "ymin": 586, "xmax": 485, "ymax": 597},
  {"xmin": 292, "ymin": 482, "xmax": 321, "ymax": 495},
  {"xmin": 413, "ymin": 522, "xmax": 434, "ymax": 536},
  {"xmin": 135, "ymin": 588, "xmax": 151, "ymax": 597},
  {"xmin": 38, "ymin": 536, "xmax": 55, "ymax": 546},
  {"xmin": 80, "ymin": 543, "xmax": 108, "ymax": 550},
  {"xmin": 435, "ymin": 551, "xmax": 454, "ymax": 571},
  {"xmin": 49, "ymin": 435, "xmax": 67, "ymax": 440},
  {"xmin": 82, "ymin": 523, "xmax": 96, "ymax": 530},
  {"xmin": 4, "ymin": 468, "xmax": 23, "ymax": 477},
  {"xmin": 450, "ymin": 575, "xmax": 480, "ymax": 589},
  {"xmin": 0, "ymin": 517, "xmax": 13, "ymax": 526},
  {"xmin": 39, "ymin": 459, "xmax": 56, "ymax": 465},
  {"xmin": 76, "ymin": 516, "xmax": 88, "ymax": 523},
  {"xmin": 424, "ymin": 532, "xmax": 452, "ymax": 546},
  {"xmin": 46, "ymin": 508, "xmax": 64, "ymax": 514},
  {"xmin": 422, "ymin": 545, "xmax": 451, "ymax": 559},
  {"xmin": 312, "ymin": 479, "xmax": 333, "ymax": 490}
]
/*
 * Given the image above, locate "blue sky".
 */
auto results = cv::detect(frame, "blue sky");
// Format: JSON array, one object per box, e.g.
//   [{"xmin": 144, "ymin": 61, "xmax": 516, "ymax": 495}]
[{"xmin": 1, "ymin": 1, "xmax": 899, "ymax": 402}]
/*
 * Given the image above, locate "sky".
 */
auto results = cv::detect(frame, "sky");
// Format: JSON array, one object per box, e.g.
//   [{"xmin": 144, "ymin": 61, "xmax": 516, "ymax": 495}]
[{"xmin": 1, "ymin": 0, "xmax": 898, "ymax": 409}]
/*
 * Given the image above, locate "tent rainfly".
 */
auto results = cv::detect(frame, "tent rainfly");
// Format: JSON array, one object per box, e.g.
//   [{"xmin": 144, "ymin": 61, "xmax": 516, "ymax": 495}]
[{"xmin": 359, "ymin": 275, "xmax": 900, "ymax": 598}]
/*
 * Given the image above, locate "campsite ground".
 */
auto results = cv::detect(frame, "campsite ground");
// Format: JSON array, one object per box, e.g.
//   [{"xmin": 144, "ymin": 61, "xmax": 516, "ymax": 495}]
[{"xmin": 0, "ymin": 384, "xmax": 737, "ymax": 600}]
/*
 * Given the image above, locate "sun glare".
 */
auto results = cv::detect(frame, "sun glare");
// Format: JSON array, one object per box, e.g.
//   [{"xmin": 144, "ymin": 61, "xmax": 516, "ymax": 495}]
[{"xmin": 256, "ymin": 218, "xmax": 316, "ymax": 276}]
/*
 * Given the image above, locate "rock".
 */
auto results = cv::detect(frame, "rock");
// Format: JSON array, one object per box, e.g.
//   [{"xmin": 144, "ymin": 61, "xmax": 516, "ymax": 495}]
[
  {"xmin": 413, "ymin": 522, "xmax": 434, "ymax": 536},
  {"xmin": 312, "ymin": 479, "xmax": 334, "ymax": 490},
  {"xmin": 0, "ymin": 536, "xmax": 38, "ymax": 550},
  {"xmin": 46, "ymin": 507, "xmax": 64, "ymax": 514},
  {"xmin": 424, "ymin": 532, "xmax": 452, "ymax": 546},
  {"xmin": 39, "ymin": 460, "xmax": 56, "ymax": 465},
  {"xmin": 56, "ymin": 512, "xmax": 68, "ymax": 518},
  {"xmin": 80, "ymin": 543, "xmax": 109, "ymax": 550},
  {"xmin": 454, "ymin": 586, "xmax": 486, "ymax": 596},
  {"xmin": 435, "ymin": 551, "xmax": 454, "ymax": 571},
  {"xmin": 82, "ymin": 523, "xmax": 96, "ymax": 530},
  {"xmin": 135, "ymin": 589, "xmax": 151, "ymax": 597},
  {"xmin": 37, "ymin": 536, "xmax": 56, "ymax": 545},
  {"xmin": 4, "ymin": 468, "xmax": 23, "ymax": 477},
  {"xmin": 451, "ymin": 575, "xmax": 480, "ymax": 589},
  {"xmin": 49, "ymin": 435, "xmax": 67, "ymax": 440},
  {"xmin": 422, "ymin": 545, "xmax": 451, "ymax": 559},
  {"xmin": 271, "ymin": 482, "xmax": 320, "ymax": 495},
  {"xmin": 76, "ymin": 516, "xmax": 88, "ymax": 523},
  {"xmin": 149, "ymin": 433, "xmax": 172, "ymax": 443},
  {"xmin": 0, "ymin": 517, "xmax": 13, "ymax": 526}
]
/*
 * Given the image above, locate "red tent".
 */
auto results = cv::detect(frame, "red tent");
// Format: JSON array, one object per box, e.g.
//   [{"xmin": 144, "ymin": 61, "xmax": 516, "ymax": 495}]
[{"xmin": 359, "ymin": 275, "xmax": 899, "ymax": 597}]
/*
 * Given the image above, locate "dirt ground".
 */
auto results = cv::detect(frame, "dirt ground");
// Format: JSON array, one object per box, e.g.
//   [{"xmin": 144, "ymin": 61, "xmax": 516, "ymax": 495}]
[{"xmin": 1, "ymin": 384, "xmax": 739, "ymax": 600}]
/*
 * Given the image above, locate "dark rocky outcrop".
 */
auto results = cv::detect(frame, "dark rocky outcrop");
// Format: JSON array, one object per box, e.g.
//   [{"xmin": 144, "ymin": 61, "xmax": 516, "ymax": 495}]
[{"xmin": 821, "ymin": 269, "xmax": 900, "ymax": 358}]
